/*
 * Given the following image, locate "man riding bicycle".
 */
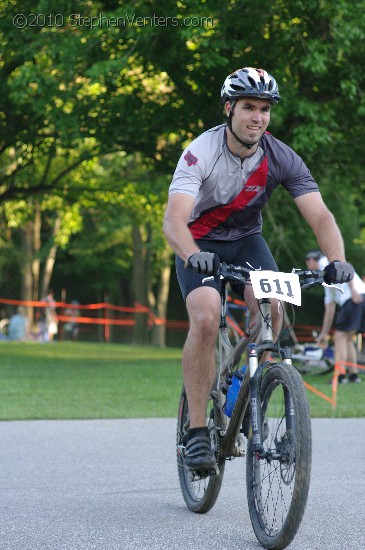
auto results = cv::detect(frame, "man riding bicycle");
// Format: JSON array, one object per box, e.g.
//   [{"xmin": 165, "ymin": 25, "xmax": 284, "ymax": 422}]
[{"xmin": 163, "ymin": 67, "xmax": 354, "ymax": 471}]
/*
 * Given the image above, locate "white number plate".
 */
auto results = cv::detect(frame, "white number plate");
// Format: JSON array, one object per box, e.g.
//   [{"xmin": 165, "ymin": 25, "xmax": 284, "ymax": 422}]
[{"xmin": 250, "ymin": 271, "xmax": 301, "ymax": 306}]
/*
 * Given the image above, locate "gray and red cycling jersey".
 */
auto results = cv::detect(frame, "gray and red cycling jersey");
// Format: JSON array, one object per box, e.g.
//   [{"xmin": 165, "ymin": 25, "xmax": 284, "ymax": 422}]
[{"xmin": 169, "ymin": 124, "xmax": 319, "ymax": 241}]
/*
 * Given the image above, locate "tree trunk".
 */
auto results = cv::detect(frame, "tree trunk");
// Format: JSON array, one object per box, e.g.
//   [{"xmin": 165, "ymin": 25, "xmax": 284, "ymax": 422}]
[
  {"xmin": 21, "ymin": 221, "xmax": 34, "ymax": 311},
  {"xmin": 132, "ymin": 223, "xmax": 150, "ymax": 345},
  {"xmin": 32, "ymin": 200, "xmax": 41, "ymax": 301},
  {"xmin": 151, "ymin": 246, "xmax": 172, "ymax": 347},
  {"xmin": 20, "ymin": 206, "xmax": 61, "ymax": 328},
  {"xmin": 40, "ymin": 215, "xmax": 61, "ymax": 298}
]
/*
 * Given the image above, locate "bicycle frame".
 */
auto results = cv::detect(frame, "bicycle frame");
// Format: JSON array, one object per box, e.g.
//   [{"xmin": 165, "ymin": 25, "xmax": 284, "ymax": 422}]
[
  {"xmin": 215, "ymin": 280, "xmax": 293, "ymax": 459},
  {"xmin": 178, "ymin": 265, "xmax": 326, "ymax": 547}
]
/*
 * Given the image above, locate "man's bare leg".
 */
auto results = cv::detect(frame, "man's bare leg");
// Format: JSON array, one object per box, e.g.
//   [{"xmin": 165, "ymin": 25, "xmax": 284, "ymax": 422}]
[
  {"xmin": 334, "ymin": 330, "xmax": 349, "ymax": 380},
  {"xmin": 347, "ymin": 331, "xmax": 359, "ymax": 377},
  {"xmin": 183, "ymin": 286, "xmax": 221, "ymax": 429}
]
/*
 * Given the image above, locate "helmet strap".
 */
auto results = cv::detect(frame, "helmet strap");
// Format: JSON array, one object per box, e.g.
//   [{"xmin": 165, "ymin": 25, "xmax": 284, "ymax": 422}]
[{"xmin": 227, "ymin": 100, "xmax": 255, "ymax": 150}]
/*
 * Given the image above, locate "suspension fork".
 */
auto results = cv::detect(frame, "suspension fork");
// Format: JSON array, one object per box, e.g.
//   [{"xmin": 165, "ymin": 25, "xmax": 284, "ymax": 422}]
[
  {"xmin": 248, "ymin": 344, "xmax": 264, "ymax": 455},
  {"xmin": 247, "ymin": 298, "xmax": 270, "ymax": 455},
  {"xmin": 248, "ymin": 344, "xmax": 294, "ymax": 457}
]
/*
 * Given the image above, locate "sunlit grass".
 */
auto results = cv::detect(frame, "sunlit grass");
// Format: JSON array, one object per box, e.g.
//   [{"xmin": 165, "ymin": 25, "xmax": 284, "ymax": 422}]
[
  {"xmin": 304, "ymin": 372, "xmax": 365, "ymax": 418},
  {"xmin": 0, "ymin": 342, "xmax": 183, "ymax": 420},
  {"xmin": 0, "ymin": 342, "xmax": 363, "ymax": 419}
]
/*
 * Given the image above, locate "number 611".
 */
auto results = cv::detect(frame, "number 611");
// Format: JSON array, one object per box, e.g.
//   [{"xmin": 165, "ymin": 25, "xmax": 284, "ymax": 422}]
[{"xmin": 260, "ymin": 278, "xmax": 294, "ymax": 298}]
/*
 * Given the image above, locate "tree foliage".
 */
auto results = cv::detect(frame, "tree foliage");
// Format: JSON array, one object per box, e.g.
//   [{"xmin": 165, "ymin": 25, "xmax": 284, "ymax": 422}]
[{"xmin": 0, "ymin": 0, "xmax": 365, "ymax": 339}]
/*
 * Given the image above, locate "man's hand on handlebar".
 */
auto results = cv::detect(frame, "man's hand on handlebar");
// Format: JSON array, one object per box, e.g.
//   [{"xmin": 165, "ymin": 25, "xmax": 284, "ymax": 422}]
[
  {"xmin": 185, "ymin": 251, "xmax": 221, "ymax": 281},
  {"xmin": 323, "ymin": 261, "xmax": 354, "ymax": 284}
]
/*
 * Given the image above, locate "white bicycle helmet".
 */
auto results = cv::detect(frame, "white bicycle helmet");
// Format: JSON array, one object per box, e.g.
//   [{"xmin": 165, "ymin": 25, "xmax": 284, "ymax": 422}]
[{"xmin": 221, "ymin": 67, "xmax": 280, "ymax": 104}]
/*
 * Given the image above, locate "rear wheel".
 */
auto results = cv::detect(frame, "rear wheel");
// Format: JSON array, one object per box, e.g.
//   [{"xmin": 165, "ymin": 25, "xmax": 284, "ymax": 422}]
[
  {"xmin": 177, "ymin": 386, "xmax": 225, "ymax": 513},
  {"xmin": 246, "ymin": 363, "xmax": 312, "ymax": 549}
]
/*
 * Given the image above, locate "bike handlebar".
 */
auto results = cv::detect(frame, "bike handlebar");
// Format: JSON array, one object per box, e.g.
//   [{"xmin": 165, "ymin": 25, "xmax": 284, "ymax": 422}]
[{"xmin": 219, "ymin": 263, "xmax": 324, "ymax": 289}]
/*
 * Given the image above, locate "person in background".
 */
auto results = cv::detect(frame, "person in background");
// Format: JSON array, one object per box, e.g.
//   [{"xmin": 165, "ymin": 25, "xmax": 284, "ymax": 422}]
[
  {"xmin": 42, "ymin": 289, "xmax": 59, "ymax": 342},
  {"xmin": 8, "ymin": 306, "xmax": 30, "ymax": 341},
  {"xmin": 305, "ymin": 250, "xmax": 363, "ymax": 383},
  {"xmin": 63, "ymin": 300, "xmax": 80, "ymax": 341}
]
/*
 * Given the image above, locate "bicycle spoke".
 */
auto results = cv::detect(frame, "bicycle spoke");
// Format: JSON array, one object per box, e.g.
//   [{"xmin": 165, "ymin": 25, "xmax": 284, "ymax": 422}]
[
  {"xmin": 176, "ymin": 387, "xmax": 225, "ymax": 513},
  {"xmin": 247, "ymin": 364, "xmax": 311, "ymax": 549}
]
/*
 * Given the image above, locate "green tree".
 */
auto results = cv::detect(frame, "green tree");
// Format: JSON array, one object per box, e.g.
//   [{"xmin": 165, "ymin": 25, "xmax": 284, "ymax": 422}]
[
  {"xmin": 0, "ymin": 0, "xmax": 178, "ymax": 343},
  {"xmin": 1, "ymin": 0, "xmax": 365, "ymax": 346}
]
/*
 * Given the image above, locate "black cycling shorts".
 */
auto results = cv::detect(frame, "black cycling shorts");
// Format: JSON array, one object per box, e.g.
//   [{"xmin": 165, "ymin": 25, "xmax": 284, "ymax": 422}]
[
  {"xmin": 335, "ymin": 296, "xmax": 365, "ymax": 333},
  {"xmin": 175, "ymin": 233, "xmax": 278, "ymax": 301}
]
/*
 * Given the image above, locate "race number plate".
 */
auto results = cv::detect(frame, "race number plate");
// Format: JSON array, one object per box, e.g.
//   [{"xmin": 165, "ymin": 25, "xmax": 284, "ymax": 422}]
[{"xmin": 250, "ymin": 271, "xmax": 301, "ymax": 306}]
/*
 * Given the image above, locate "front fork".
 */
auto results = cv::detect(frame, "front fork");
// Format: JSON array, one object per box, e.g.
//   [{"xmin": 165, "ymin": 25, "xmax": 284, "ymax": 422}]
[
  {"xmin": 248, "ymin": 342, "xmax": 292, "ymax": 457},
  {"xmin": 248, "ymin": 344, "xmax": 264, "ymax": 456}
]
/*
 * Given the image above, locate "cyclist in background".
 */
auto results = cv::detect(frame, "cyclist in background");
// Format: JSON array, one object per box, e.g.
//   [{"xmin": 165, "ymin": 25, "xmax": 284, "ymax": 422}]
[
  {"xmin": 306, "ymin": 250, "xmax": 363, "ymax": 383},
  {"xmin": 163, "ymin": 67, "xmax": 354, "ymax": 471}
]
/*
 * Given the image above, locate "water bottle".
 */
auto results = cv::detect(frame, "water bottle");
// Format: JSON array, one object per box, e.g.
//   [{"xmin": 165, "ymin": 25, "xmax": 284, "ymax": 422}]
[{"xmin": 223, "ymin": 365, "xmax": 247, "ymax": 417}]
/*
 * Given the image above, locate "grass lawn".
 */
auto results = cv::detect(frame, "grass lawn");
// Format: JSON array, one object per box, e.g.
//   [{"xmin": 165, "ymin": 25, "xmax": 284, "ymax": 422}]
[
  {"xmin": 0, "ymin": 341, "xmax": 363, "ymax": 419},
  {"xmin": 0, "ymin": 342, "xmax": 183, "ymax": 420}
]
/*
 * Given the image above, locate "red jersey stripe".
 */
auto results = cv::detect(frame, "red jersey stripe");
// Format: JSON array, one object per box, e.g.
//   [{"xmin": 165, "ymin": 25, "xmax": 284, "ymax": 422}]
[{"xmin": 189, "ymin": 157, "xmax": 268, "ymax": 239}]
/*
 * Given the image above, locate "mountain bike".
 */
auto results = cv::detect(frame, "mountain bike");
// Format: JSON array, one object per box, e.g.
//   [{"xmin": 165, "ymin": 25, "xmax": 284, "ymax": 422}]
[{"xmin": 177, "ymin": 264, "xmax": 327, "ymax": 550}]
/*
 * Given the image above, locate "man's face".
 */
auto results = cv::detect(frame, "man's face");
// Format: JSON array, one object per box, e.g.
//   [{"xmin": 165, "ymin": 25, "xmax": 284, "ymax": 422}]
[{"xmin": 226, "ymin": 98, "xmax": 271, "ymax": 146}]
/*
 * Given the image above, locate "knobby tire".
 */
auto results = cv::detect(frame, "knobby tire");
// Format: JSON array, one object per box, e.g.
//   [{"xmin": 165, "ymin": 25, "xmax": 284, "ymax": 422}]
[
  {"xmin": 246, "ymin": 363, "xmax": 312, "ymax": 549},
  {"xmin": 176, "ymin": 386, "xmax": 225, "ymax": 513}
]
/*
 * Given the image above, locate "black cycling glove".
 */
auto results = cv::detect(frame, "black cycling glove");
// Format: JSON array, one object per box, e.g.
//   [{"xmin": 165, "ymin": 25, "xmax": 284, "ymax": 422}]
[
  {"xmin": 186, "ymin": 251, "xmax": 220, "ymax": 279},
  {"xmin": 323, "ymin": 261, "xmax": 354, "ymax": 284}
]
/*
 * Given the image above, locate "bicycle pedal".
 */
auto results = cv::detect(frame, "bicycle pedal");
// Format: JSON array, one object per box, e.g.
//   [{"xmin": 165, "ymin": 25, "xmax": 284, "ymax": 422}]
[
  {"xmin": 205, "ymin": 467, "xmax": 218, "ymax": 476},
  {"xmin": 189, "ymin": 467, "xmax": 218, "ymax": 479},
  {"xmin": 189, "ymin": 462, "xmax": 219, "ymax": 476},
  {"xmin": 207, "ymin": 463, "xmax": 220, "ymax": 476},
  {"xmin": 234, "ymin": 434, "xmax": 246, "ymax": 456}
]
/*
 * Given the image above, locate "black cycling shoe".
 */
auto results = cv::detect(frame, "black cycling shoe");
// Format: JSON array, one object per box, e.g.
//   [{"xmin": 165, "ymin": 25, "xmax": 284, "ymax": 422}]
[{"xmin": 184, "ymin": 435, "xmax": 216, "ymax": 470}]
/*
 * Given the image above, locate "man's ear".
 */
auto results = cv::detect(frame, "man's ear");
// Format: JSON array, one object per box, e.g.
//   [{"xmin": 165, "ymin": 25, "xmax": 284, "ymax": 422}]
[{"xmin": 225, "ymin": 100, "xmax": 231, "ymax": 117}]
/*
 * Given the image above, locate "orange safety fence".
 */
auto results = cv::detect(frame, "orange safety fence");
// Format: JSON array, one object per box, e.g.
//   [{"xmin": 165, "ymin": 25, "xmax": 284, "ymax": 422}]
[
  {"xmin": 0, "ymin": 297, "xmax": 249, "ymax": 337},
  {"xmin": 226, "ymin": 315, "xmax": 245, "ymax": 337},
  {"xmin": 0, "ymin": 297, "xmax": 187, "ymax": 342},
  {"xmin": 0, "ymin": 297, "xmax": 150, "ymax": 313},
  {"xmin": 303, "ymin": 381, "xmax": 336, "ymax": 407},
  {"xmin": 331, "ymin": 360, "xmax": 365, "ymax": 409},
  {"xmin": 0, "ymin": 297, "xmax": 328, "ymax": 340},
  {"xmin": 299, "ymin": 358, "xmax": 365, "ymax": 409}
]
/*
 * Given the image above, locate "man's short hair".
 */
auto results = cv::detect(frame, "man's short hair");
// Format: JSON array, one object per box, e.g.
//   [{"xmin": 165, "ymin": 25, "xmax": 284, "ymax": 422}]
[{"xmin": 305, "ymin": 250, "xmax": 324, "ymax": 261}]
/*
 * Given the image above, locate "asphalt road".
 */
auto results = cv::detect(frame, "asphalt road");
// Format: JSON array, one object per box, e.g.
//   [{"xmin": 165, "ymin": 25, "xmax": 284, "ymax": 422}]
[{"xmin": 0, "ymin": 417, "xmax": 364, "ymax": 550}]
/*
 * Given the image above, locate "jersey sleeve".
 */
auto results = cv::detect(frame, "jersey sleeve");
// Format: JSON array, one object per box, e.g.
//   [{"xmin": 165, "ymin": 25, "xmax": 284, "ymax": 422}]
[
  {"xmin": 168, "ymin": 144, "xmax": 206, "ymax": 198},
  {"xmin": 266, "ymin": 135, "xmax": 319, "ymax": 198}
]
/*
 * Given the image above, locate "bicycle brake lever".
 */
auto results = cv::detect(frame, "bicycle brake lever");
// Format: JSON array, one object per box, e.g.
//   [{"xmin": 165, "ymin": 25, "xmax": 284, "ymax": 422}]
[{"xmin": 301, "ymin": 280, "xmax": 321, "ymax": 290}]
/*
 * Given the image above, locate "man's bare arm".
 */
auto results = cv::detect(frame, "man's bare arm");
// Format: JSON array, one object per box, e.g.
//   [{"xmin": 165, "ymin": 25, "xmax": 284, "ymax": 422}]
[
  {"xmin": 163, "ymin": 193, "xmax": 200, "ymax": 261},
  {"xmin": 294, "ymin": 193, "xmax": 346, "ymax": 262},
  {"xmin": 317, "ymin": 302, "xmax": 336, "ymax": 343}
]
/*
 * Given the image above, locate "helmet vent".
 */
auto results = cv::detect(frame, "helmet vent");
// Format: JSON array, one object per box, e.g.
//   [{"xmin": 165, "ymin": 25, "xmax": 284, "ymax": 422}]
[
  {"xmin": 247, "ymin": 76, "xmax": 257, "ymax": 88},
  {"xmin": 231, "ymin": 83, "xmax": 245, "ymax": 91}
]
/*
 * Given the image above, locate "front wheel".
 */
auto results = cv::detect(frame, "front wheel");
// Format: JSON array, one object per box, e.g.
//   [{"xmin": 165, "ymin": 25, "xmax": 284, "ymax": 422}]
[
  {"xmin": 177, "ymin": 386, "xmax": 225, "ymax": 513},
  {"xmin": 246, "ymin": 363, "xmax": 312, "ymax": 549}
]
